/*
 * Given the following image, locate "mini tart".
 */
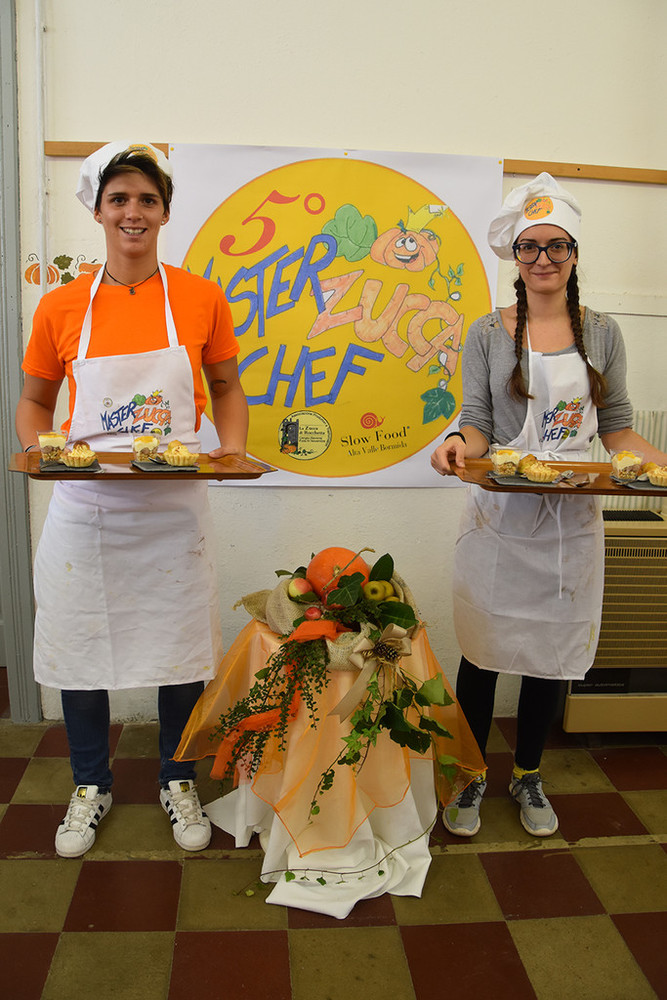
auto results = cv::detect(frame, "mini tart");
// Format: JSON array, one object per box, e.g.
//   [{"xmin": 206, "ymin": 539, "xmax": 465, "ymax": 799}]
[
  {"xmin": 133, "ymin": 435, "xmax": 159, "ymax": 461},
  {"xmin": 61, "ymin": 442, "xmax": 96, "ymax": 467},
  {"xmin": 524, "ymin": 461, "xmax": 559, "ymax": 483},
  {"xmin": 647, "ymin": 465, "xmax": 667, "ymax": 487},
  {"xmin": 518, "ymin": 453, "xmax": 538, "ymax": 475},
  {"xmin": 163, "ymin": 440, "xmax": 198, "ymax": 467},
  {"xmin": 38, "ymin": 431, "xmax": 67, "ymax": 462}
]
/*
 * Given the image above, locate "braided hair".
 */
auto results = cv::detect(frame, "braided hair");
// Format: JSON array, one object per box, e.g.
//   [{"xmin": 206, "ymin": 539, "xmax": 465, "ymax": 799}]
[{"xmin": 508, "ymin": 266, "xmax": 607, "ymax": 407}]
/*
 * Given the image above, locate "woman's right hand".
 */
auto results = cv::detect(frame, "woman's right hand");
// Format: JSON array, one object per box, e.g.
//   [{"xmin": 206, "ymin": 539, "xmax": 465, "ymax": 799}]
[{"xmin": 431, "ymin": 436, "xmax": 466, "ymax": 476}]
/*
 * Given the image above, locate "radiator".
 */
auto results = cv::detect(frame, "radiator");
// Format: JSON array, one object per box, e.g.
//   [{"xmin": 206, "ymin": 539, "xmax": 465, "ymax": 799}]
[
  {"xmin": 562, "ymin": 510, "xmax": 667, "ymax": 732},
  {"xmin": 594, "ymin": 534, "xmax": 667, "ymax": 668}
]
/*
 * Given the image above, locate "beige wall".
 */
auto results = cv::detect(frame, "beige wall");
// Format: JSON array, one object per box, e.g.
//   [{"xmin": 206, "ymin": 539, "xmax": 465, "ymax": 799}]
[{"xmin": 15, "ymin": 0, "xmax": 667, "ymax": 718}]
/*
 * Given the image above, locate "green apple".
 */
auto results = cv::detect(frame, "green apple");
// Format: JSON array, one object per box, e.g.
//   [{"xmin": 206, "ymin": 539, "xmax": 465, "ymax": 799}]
[{"xmin": 362, "ymin": 581, "xmax": 386, "ymax": 601}]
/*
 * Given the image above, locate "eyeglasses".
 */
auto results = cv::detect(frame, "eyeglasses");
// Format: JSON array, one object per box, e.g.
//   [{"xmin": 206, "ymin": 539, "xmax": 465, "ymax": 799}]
[{"xmin": 512, "ymin": 240, "xmax": 577, "ymax": 264}]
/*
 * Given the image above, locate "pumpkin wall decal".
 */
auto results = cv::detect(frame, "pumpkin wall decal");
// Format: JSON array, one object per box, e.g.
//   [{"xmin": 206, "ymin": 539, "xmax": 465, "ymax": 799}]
[
  {"xmin": 370, "ymin": 204, "xmax": 445, "ymax": 272},
  {"xmin": 24, "ymin": 257, "xmax": 59, "ymax": 286}
]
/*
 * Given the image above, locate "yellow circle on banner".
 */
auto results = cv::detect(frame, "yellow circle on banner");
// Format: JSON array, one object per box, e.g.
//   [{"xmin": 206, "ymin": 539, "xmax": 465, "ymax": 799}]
[{"xmin": 184, "ymin": 157, "xmax": 491, "ymax": 477}]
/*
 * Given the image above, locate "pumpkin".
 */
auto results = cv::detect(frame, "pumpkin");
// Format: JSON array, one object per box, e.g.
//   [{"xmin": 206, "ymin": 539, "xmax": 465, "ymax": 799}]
[
  {"xmin": 307, "ymin": 547, "xmax": 370, "ymax": 600},
  {"xmin": 24, "ymin": 260, "xmax": 59, "ymax": 286},
  {"xmin": 370, "ymin": 227, "xmax": 439, "ymax": 272},
  {"xmin": 77, "ymin": 261, "xmax": 102, "ymax": 274}
]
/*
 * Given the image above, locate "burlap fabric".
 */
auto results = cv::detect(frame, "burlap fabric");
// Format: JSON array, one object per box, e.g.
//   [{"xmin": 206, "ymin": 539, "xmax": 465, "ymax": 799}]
[{"xmin": 234, "ymin": 573, "xmax": 421, "ymax": 670}]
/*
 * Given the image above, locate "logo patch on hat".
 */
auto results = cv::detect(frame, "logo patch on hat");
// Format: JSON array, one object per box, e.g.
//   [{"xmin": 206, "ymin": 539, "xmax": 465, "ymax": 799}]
[
  {"xmin": 127, "ymin": 143, "xmax": 158, "ymax": 164},
  {"xmin": 524, "ymin": 196, "xmax": 554, "ymax": 221}
]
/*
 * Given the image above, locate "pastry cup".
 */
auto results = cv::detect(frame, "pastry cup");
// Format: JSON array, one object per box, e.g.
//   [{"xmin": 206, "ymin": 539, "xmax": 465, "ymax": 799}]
[
  {"xmin": 163, "ymin": 449, "xmax": 199, "ymax": 467},
  {"xmin": 524, "ymin": 462, "xmax": 559, "ymax": 483},
  {"xmin": 647, "ymin": 465, "xmax": 667, "ymax": 487},
  {"xmin": 518, "ymin": 453, "xmax": 538, "ymax": 475},
  {"xmin": 62, "ymin": 449, "xmax": 96, "ymax": 468}
]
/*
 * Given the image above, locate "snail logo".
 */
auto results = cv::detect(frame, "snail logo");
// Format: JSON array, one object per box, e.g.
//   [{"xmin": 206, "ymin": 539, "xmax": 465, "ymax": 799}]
[
  {"xmin": 185, "ymin": 155, "xmax": 491, "ymax": 478},
  {"xmin": 360, "ymin": 413, "xmax": 384, "ymax": 429}
]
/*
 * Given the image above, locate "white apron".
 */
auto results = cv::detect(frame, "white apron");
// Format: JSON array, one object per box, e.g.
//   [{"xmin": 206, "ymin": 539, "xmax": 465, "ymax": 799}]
[
  {"xmin": 33, "ymin": 264, "xmax": 223, "ymax": 690},
  {"xmin": 453, "ymin": 329, "xmax": 605, "ymax": 680}
]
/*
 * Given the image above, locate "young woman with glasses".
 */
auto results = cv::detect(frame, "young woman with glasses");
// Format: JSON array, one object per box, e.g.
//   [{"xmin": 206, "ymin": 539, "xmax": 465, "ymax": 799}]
[{"xmin": 430, "ymin": 173, "xmax": 666, "ymax": 840}]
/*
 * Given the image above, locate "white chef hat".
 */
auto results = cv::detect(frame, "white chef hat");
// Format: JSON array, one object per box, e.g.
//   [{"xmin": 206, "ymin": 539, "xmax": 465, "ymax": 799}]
[
  {"xmin": 76, "ymin": 141, "xmax": 173, "ymax": 213},
  {"xmin": 487, "ymin": 172, "xmax": 582, "ymax": 260}
]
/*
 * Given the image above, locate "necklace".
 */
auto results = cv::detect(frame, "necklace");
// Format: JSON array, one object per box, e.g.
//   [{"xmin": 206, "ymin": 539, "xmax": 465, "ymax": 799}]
[{"xmin": 104, "ymin": 264, "xmax": 159, "ymax": 295}]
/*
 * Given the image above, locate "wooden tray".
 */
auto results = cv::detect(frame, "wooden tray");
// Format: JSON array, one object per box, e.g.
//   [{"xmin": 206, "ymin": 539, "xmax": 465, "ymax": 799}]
[
  {"xmin": 9, "ymin": 451, "xmax": 275, "ymax": 482},
  {"xmin": 453, "ymin": 459, "xmax": 667, "ymax": 497}
]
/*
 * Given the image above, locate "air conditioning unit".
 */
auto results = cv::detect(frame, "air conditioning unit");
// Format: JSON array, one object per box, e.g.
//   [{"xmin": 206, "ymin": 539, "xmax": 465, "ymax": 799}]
[{"xmin": 563, "ymin": 510, "xmax": 667, "ymax": 732}]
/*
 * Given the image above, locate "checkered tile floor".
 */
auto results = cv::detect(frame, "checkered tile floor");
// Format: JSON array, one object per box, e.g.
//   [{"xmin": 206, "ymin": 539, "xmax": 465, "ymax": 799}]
[{"xmin": 0, "ymin": 668, "xmax": 665, "ymax": 1000}]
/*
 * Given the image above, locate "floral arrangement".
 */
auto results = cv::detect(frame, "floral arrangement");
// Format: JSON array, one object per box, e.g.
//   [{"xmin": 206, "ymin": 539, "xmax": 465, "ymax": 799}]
[{"xmin": 211, "ymin": 547, "xmax": 457, "ymax": 816}]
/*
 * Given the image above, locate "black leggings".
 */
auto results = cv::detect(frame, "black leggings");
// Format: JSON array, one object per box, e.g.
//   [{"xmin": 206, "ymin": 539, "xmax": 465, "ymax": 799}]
[{"xmin": 456, "ymin": 656, "xmax": 565, "ymax": 771}]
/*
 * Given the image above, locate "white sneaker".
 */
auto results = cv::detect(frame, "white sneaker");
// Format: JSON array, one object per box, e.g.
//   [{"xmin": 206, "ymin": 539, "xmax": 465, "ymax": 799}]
[
  {"xmin": 160, "ymin": 780, "xmax": 211, "ymax": 851},
  {"xmin": 55, "ymin": 785, "xmax": 112, "ymax": 858}
]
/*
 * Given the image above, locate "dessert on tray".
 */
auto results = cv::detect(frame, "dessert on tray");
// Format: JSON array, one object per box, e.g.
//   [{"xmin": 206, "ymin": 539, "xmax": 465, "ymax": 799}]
[
  {"xmin": 38, "ymin": 431, "xmax": 67, "ymax": 463},
  {"xmin": 611, "ymin": 450, "xmax": 643, "ymax": 480},
  {"xmin": 132, "ymin": 434, "xmax": 159, "ymax": 462},
  {"xmin": 61, "ymin": 441, "xmax": 97, "ymax": 468},
  {"xmin": 518, "ymin": 454, "xmax": 560, "ymax": 483},
  {"xmin": 163, "ymin": 440, "xmax": 199, "ymax": 466},
  {"xmin": 524, "ymin": 463, "xmax": 559, "ymax": 483},
  {"xmin": 490, "ymin": 446, "xmax": 522, "ymax": 476},
  {"xmin": 646, "ymin": 465, "xmax": 667, "ymax": 487}
]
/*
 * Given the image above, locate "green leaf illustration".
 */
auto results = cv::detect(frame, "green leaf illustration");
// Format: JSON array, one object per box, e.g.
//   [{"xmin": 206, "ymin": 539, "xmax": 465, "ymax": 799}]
[
  {"xmin": 421, "ymin": 387, "xmax": 456, "ymax": 424},
  {"xmin": 322, "ymin": 205, "xmax": 377, "ymax": 262}
]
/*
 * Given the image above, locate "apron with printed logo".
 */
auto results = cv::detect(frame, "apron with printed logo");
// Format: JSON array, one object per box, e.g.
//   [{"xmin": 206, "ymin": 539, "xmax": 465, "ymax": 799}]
[
  {"xmin": 453, "ymin": 327, "xmax": 604, "ymax": 679},
  {"xmin": 33, "ymin": 264, "xmax": 223, "ymax": 690}
]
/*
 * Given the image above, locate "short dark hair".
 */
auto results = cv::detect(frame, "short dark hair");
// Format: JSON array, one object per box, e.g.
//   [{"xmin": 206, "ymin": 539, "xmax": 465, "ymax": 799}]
[{"xmin": 95, "ymin": 150, "xmax": 173, "ymax": 212}]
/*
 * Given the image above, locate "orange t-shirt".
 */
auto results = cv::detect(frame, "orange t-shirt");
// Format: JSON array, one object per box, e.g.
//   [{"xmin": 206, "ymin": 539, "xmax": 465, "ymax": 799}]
[{"xmin": 22, "ymin": 265, "xmax": 239, "ymax": 434}]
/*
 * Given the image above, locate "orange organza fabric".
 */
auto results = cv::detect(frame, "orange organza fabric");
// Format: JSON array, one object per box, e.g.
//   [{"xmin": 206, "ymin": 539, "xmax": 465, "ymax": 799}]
[{"xmin": 175, "ymin": 620, "xmax": 485, "ymax": 856}]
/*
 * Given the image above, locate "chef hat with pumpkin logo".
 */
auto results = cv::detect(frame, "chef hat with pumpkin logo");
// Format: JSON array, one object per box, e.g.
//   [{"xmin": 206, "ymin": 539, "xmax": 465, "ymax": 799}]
[
  {"xmin": 76, "ymin": 141, "xmax": 173, "ymax": 213},
  {"xmin": 487, "ymin": 171, "xmax": 582, "ymax": 260}
]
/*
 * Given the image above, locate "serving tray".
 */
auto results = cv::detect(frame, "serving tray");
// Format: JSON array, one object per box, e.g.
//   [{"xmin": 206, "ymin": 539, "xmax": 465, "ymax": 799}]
[
  {"xmin": 453, "ymin": 459, "xmax": 667, "ymax": 497},
  {"xmin": 10, "ymin": 451, "xmax": 275, "ymax": 482}
]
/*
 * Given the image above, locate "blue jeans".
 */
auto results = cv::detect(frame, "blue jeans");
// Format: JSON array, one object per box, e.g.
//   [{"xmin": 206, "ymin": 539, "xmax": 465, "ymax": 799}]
[{"xmin": 61, "ymin": 681, "xmax": 205, "ymax": 790}]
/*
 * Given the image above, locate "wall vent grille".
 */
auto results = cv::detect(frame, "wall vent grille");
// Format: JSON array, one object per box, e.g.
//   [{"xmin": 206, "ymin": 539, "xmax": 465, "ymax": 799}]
[{"xmin": 595, "ymin": 534, "xmax": 667, "ymax": 668}]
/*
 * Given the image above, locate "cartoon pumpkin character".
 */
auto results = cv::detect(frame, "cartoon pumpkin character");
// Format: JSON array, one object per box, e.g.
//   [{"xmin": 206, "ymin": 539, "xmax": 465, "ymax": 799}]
[
  {"xmin": 370, "ymin": 204, "xmax": 446, "ymax": 272},
  {"xmin": 146, "ymin": 390, "xmax": 164, "ymax": 405}
]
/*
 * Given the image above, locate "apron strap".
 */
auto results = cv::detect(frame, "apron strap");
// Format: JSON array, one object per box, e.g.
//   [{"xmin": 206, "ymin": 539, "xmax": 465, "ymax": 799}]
[
  {"xmin": 544, "ymin": 494, "xmax": 565, "ymax": 600},
  {"xmin": 77, "ymin": 262, "xmax": 178, "ymax": 361}
]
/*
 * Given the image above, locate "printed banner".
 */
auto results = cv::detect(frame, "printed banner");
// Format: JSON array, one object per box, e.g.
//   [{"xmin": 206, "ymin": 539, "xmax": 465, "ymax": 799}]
[{"xmin": 166, "ymin": 146, "xmax": 502, "ymax": 486}]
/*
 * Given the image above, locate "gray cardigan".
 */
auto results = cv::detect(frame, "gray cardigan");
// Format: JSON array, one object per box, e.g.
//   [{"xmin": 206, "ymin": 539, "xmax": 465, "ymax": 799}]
[{"xmin": 458, "ymin": 308, "xmax": 634, "ymax": 446}]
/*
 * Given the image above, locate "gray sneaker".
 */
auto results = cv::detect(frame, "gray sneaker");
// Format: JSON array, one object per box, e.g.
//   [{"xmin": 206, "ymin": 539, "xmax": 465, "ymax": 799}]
[
  {"xmin": 442, "ymin": 776, "xmax": 487, "ymax": 836},
  {"xmin": 509, "ymin": 772, "xmax": 558, "ymax": 836}
]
